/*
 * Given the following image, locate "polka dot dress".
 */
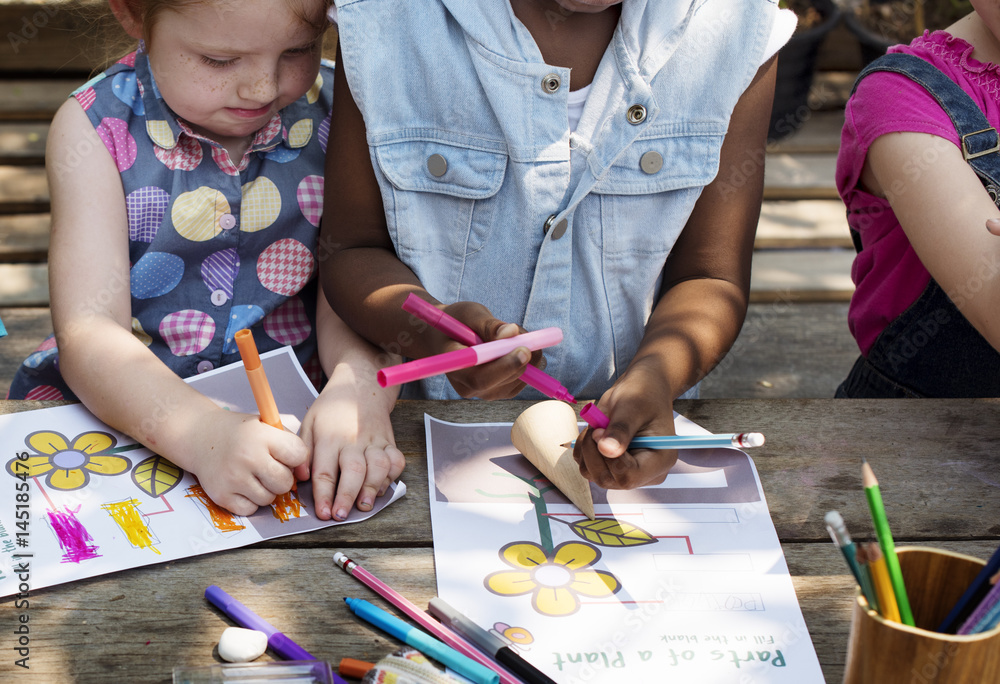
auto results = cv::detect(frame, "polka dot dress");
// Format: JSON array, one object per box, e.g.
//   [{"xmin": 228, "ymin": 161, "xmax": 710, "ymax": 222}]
[{"xmin": 7, "ymin": 51, "xmax": 335, "ymax": 400}]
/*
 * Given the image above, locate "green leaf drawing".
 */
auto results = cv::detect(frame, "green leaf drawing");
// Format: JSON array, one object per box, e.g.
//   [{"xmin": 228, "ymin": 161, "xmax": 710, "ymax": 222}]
[{"xmin": 132, "ymin": 455, "xmax": 183, "ymax": 497}]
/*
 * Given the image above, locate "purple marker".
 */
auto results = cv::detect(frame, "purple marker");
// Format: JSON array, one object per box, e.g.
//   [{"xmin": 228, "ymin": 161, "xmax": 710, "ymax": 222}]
[
  {"xmin": 205, "ymin": 585, "xmax": 318, "ymax": 663},
  {"xmin": 402, "ymin": 293, "xmax": 576, "ymax": 402},
  {"xmin": 378, "ymin": 327, "xmax": 563, "ymax": 388}
]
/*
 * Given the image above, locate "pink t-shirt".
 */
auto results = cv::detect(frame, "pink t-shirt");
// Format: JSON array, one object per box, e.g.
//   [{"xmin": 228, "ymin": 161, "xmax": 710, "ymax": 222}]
[{"xmin": 838, "ymin": 31, "xmax": 1000, "ymax": 355}]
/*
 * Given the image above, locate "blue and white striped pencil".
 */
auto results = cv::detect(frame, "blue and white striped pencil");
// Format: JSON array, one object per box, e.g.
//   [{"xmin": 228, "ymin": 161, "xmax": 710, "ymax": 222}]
[{"xmin": 565, "ymin": 432, "xmax": 764, "ymax": 450}]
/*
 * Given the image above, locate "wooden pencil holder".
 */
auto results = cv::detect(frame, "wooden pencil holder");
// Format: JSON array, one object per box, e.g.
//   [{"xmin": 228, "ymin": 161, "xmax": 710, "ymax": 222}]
[{"xmin": 843, "ymin": 546, "xmax": 1000, "ymax": 684}]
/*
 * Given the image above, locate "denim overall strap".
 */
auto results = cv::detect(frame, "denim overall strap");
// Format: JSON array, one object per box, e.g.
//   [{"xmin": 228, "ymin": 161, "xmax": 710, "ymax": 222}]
[{"xmin": 836, "ymin": 53, "xmax": 1000, "ymax": 398}]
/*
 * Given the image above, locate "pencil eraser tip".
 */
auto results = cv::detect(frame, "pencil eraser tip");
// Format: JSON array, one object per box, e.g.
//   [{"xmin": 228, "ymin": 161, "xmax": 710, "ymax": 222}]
[{"xmin": 824, "ymin": 510, "xmax": 843, "ymax": 526}]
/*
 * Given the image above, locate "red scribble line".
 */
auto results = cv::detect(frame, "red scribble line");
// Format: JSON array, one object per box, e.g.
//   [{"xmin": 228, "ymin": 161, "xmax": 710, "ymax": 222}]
[
  {"xmin": 145, "ymin": 495, "xmax": 174, "ymax": 515},
  {"xmin": 32, "ymin": 476, "xmax": 57, "ymax": 510},
  {"xmin": 651, "ymin": 535, "xmax": 694, "ymax": 554}
]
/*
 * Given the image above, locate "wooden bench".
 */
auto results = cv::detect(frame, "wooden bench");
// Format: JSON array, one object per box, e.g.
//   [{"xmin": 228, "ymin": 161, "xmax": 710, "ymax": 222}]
[{"xmin": 0, "ymin": 2, "xmax": 860, "ymax": 399}]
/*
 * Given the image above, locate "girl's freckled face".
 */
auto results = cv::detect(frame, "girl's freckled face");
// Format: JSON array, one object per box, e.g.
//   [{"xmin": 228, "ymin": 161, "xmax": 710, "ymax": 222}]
[{"xmin": 145, "ymin": 0, "xmax": 325, "ymax": 151}]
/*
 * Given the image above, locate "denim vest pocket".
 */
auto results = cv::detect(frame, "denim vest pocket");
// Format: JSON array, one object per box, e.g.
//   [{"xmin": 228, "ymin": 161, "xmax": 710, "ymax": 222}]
[
  {"xmin": 589, "ymin": 127, "xmax": 723, "ymax": 256},
  {"xmin": 374, "ymin": 139, "xmax": 507, "ymax": 256}
]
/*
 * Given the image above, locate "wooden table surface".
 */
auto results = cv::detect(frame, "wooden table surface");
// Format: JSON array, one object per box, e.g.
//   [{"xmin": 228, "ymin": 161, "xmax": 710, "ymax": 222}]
[{"xmin": 1, "ymin": 398, "xmax": 998, "ymax": 683}]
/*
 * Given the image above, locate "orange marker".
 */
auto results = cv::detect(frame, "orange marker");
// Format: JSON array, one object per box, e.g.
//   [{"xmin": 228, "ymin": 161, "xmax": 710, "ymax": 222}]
[
  {"xmin": 338, "ymin": 658, "xmax": 375, "ymax": 679},
  {"xmin": 234, "ymin": 328, "xmax": 283, "ymax": 429}
]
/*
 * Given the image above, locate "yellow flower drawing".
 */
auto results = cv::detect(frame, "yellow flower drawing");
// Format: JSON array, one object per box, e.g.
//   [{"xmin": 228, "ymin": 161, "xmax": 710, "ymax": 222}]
[
  {"xmin": 485, "ymin": 541, "xmax": 621, "ymax": 617},
  {"xmin": 7, "ymin": 431, "xmax": 132, "ymax": 491}
]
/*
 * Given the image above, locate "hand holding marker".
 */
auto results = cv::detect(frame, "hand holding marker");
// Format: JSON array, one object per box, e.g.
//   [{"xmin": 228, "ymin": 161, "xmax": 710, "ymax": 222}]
[
  {"xmin": 377, "ymin": 327, "xmax": 563, "ymax": 387},
  {"xmin": 401, "ymin": 293, "xmax": 575, "ymax": 402}
]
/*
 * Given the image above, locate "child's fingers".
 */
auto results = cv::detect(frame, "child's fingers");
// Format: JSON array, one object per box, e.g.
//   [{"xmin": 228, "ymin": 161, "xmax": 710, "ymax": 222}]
[
  {"xmin": 340, "ymin": 444, "xmax": 397, "ymax": 513},
  {"xmin": 328, "ymin": 444, "xmax": 368, "ymax": 521},
  {"xmin": 309, "ymin": 459, "xmax": 340, "ymax": 521},
  {"xmin": 217, "ymin": 493, "xmax": 260, "ymax": 518},
  {"xmin": 267, "ymin": 431, "xmax": 310, "ymax": 470},
  {"xmin": 446, "ymin": 348, "xmax": 535, "ymax": 399}
]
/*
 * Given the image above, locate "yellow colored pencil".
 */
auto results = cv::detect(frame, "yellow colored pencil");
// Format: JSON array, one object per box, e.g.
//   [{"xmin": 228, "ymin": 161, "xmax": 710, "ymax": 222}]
[{"xmin": 867, "ymin": 542, "xmax": 901, "ymax": 623}]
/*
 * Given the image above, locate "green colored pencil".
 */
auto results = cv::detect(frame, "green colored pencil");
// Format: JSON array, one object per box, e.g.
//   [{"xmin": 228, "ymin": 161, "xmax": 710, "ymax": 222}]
[{"xmin": 862, "ymin": 459, "xmax": 914, "ymax": 626}]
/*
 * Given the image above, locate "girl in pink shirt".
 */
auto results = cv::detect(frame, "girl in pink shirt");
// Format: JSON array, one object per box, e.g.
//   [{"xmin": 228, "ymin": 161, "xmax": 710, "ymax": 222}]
[{"xmin": 837, "ymin": 2, "xmax": 1000, "ymax": 397}]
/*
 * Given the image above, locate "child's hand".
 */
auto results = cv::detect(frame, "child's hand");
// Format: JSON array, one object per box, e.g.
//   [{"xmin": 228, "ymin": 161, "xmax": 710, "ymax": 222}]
[
  {"xmin": 299, "ymin": 365, "xmax": 404, "ymax": 521},
  {"xmin": 188, "ymin": 408, "xmax": 309, "ymax": 517},
  {"xmin": 439, "ymin": 301, "xmax": 546, "ymax": 399},
  {"xmin": 573, "ymin": 368, "xmax": 679, "ymax": 489}
]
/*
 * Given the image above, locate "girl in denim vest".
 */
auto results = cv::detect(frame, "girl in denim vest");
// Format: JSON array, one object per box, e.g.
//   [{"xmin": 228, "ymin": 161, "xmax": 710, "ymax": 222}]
[
  {"xmin": 321, "ymin": 1, "xmax": 793, "ymax": 490},
  {"xmin": 9, "ymin": 0, "xmax": 403, "ymax": 520}
]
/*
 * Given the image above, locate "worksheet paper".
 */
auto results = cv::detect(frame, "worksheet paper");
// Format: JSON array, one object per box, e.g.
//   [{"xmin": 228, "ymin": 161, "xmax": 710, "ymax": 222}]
[
  {"xmin": 426, "ymin": 413, "xmax": 823, "ymax": 684},
  {"xmin": 0, "ymin": 347, "xmax": 405, "ymax": 597}
]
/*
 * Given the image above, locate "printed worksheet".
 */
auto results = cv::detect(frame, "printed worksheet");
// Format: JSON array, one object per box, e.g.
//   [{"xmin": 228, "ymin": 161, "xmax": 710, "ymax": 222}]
[
  {"xmin": 0, "ymin": 347, "xmax": 405, "ymax": 597},
  {"xmin": 426, "ymin": 413, "xmax": 823, "ymax": 684}
]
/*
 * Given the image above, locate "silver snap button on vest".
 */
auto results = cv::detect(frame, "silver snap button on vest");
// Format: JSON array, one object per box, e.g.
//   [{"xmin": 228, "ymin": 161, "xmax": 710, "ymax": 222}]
[
  {"xmin": 427, "ymin": 153, "xmax": 448, "ymax": 177},
  {"xmin": 544, "ymin": 214, "xmax": 568, "ymax": 240},
  {"xmin": 640, "ymin": 151, "xmax": 663, "ymax": 174},
  {"xmin": 542, "ymin": 73, "xmax": 561, "ymax": 94},
  {"xmin": 626, "ymin": 104, "xmax": 647, "ymax": 125}
]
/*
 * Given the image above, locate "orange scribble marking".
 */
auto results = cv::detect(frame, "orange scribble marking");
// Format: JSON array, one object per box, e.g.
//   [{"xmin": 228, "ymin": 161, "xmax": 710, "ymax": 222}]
[
  {"xmin": 270, "ymin": 485, "xmax": 304, "ymax": 522},
  {"xmin": 185, "ymin": 485, "xmax": 246, "ymax": 532},
  {"xmin": 102, "ymin": 498, "xmax": 161, "ymax": 555}
]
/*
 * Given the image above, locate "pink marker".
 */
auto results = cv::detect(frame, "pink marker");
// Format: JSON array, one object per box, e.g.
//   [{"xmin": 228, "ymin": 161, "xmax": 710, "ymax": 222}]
[
  {"xmin": 580, "ymin": 402, "xmax": 610, "ymax": 429},
  {"xmin": 402, "ymin": 293, "xmax": 575, "ymax": 402},
  {"xmin": 378, "ymin": 327, "xmax": 563, "ymax": 388}
]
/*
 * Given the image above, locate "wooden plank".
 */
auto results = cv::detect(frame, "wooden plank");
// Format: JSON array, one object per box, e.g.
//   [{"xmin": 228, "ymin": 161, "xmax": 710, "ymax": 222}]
[
  {"xmin": 700, "ymin": 301, "xmax": 856, "ymax": 399},
  {"xmin": 0, "ymin": 262, "xmax": 49, "ymax": 306},
  {"xmin": 756, "ymin": 199, "xmax": 852, "ymax": 249},
  {"xmin": 763, "ymin": 152, "xmax": 839, "ymax": 200},
  {"xmin": 0, "ymin": 122, "xmax": 47, "ymax": 163},
  {"xmin": 0, "ymin": 79, "xmax": 77, "ymax": 120},
  {"xmin": 0, "ymin": 1, "xmax": 340, "ymax": 73},
  {"xmin": 0, "ymin": 165, "xmax": 49, "ymax": 212},
  {"xmin": 767, "ymin": 109, "xmax": 844, "ymax": 155},
  {"xmin": 0, "ymin": 213, "xmax": 50, "ymax": 260},
  {"xmin": 0, "ymin": 0, "xmax": 119, "ymax": 74},
  {"xmin": 750, "ymin": 248, "xmax": 855, "ymax": 301}
]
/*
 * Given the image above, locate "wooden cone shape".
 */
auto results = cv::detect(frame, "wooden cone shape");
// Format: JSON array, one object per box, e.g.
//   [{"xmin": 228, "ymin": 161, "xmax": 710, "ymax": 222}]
[{"xmin": 511, "ymin": 400, "xmax": 595, "ymax": 519}]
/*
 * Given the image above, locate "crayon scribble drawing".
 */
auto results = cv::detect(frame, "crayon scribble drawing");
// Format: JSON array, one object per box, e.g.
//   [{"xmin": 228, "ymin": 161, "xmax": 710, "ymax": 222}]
[
  {"xmin": 0, "ymin": 348, "xmax": 406, "ymax": 598},
  {"xmin": 102, "ymin": 499, "xmax": 161, "ymax": 555},
  {"xmin": 270, "ymin": 486, "xmax": 305, "ymax": 522},
  {"xmin": 46, "ymin": 506, "xmax": 101, "ymax": 564},
  {"xmin": 186, "ymin": 485, "xmax": 247, "ymax": 533}
]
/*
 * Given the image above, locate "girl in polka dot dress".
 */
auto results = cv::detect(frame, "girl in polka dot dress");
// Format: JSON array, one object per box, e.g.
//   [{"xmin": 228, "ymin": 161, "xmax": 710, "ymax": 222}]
[{"xmin": 8, "ymin": 0, "xmax": 403, "ymax": 520}]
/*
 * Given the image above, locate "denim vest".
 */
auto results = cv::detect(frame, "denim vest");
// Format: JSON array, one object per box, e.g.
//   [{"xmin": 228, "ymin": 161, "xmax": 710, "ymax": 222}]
[
  {"xmin": 336, "ymin": 0, "xmax": 777, "ymax": 399},
  {"xmin": 837, "ymin": 53, "xmax": 1000, "ymax": 398}
]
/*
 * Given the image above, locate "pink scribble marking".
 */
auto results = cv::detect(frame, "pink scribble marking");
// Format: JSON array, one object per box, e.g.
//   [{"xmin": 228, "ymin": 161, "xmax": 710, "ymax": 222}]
[{"xmin": 47, "ymin": 505, "xmax": 101, "ymax": 563}]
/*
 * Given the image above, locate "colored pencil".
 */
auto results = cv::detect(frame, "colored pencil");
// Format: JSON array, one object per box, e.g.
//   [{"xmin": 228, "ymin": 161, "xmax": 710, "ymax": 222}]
[
  {"xmin": 959, "ymin": 572, "xmax": 1000, "ymax": 634},
  {"xmin": 854, "ymin": 542, "xmax": 879, "ymax": 614},
  {"xmin": 862, "ymin": 459, "xmax": 913, "ymax": 625},
  {"xmin": 867, "ymin": 542, "xmax": 901, "ymax": 622},
  {"xmin": 938, "ymin": 542, "xmax": 1000, "ymax": 633},
  {"xmin": 564, "ymin": 432, "xmax": 765, "ymax": 450}
]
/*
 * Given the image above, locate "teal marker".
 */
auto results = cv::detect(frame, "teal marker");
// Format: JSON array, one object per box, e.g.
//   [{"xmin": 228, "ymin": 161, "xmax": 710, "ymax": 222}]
[{"xmin": 344, "ymin": 598, "xmax": 499, "ymax": 684}]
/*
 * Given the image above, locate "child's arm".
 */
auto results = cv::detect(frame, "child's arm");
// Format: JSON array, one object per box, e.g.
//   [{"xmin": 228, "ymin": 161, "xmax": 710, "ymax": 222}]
[
  {"xmin": 46, "ymin": 99, "xmax": 307, "ymax": 515},
  {"xmin": 298, "ymin": 291, "xmax": 404, "ymax": 521},
  {"xmin": 575, "ymin": 55, "xmax": 779, "ymax": 490},
  {"xmin": 858, "ymin": 132, "xmax": 1000, "ymax": 348},
  {"xmin": 319, "ymin": 48, "xmax": 539, "ymax": 399}
]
